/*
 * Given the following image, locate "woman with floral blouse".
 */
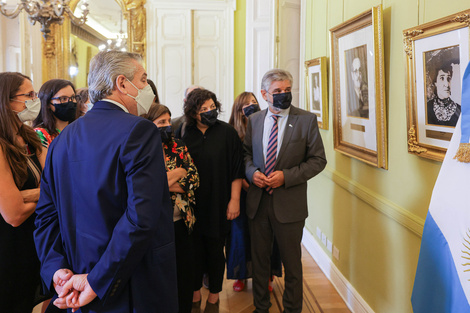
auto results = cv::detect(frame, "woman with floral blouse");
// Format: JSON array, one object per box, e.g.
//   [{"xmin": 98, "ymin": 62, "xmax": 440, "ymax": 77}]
[{"xmin": 143, "ymin": 103, "xmax": 199, "ymax": 313}]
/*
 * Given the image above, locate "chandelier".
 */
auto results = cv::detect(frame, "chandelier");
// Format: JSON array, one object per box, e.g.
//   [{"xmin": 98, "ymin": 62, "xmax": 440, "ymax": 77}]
[
  {"xmin": 99, "ymin": 13, "xmax": 127, "ymax": 52},
  {"xmin": 99, "ymin": 32, "xmax": 127, "ymax": 52},
  {"xmin": 0, "ymin": 0, "xmax": 89, "ymax": 39}
]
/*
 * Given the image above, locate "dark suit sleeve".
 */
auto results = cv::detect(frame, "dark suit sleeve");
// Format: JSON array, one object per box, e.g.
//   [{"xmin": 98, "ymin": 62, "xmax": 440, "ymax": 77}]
[
  {"xmin": 230, "ymin": 127, "xmax": 245, "ymax": 181},
  {"xmin": 283, "ymin": 115, "xmax": 327, "ymax": 188},
  {"xmin": 34, "ymin": 148, "xmax": 70, "ymax": 293},
  {"xmin": 86, "ymin": 119, "xmax": 173, "ymax": 303},
  {"xmin": 243, "ymin": 116, "xmax": 257, "ymax": 183}
]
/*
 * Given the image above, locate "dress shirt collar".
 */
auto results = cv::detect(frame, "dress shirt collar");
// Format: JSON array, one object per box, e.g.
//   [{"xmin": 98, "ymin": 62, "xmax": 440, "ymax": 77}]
[
  {"xmin": 101, "ymin": 99, "xmax": 129, "ymax": 113},
  {"xmin": 266, "ymin": 106, "xmax": 290, "ymax": 119}
]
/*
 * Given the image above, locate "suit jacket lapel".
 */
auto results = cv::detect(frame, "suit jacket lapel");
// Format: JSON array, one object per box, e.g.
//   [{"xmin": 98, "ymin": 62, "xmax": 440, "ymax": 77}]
[
  {"xmin": 276, "ymin": 109, "xmax": 298, "ymax": 166},
  {"xmin": 256, "ymin": 110, "xmax": 268, "ymax": 172}
]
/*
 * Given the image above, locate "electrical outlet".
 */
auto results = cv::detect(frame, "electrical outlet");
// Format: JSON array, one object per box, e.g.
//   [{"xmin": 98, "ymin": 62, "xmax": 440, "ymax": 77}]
[
  {"xmin": 321, "ymin": 233, "xmax": 327, "ymax": 246},
  {"xmin": 333, "ymin": 246, "xmax": 340, "ymax": 260},
  {"xmin": 316, "ymin": 227, "xmax": 322, "ymax": 239},
  {"xmin": 326, "ymin": 239, "xmax": 333, "ymax": 252}
]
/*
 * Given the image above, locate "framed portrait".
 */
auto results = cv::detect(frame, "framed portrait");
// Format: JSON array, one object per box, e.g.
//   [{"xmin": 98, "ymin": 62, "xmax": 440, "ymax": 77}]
[
  {"xmin": 330, "ymin": 5, "xmax": 387, "ymax": 169},
  {"xmin": 305, "ymin": 56, "xmax": 329, "ymax": 129},
  {"xmin": 403, "ymin": 9, "xmax": 470, "ymax": 161}
]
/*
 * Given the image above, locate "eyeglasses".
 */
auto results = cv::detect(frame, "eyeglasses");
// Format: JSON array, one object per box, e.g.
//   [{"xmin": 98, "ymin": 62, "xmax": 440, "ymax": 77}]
[
  {"xmin": 51, "ymin": 95, "xmax": 81, "ymax": 104},
  {"xmin": 13, "ymin": 91, "xmax": 38, "ymax": 99}
]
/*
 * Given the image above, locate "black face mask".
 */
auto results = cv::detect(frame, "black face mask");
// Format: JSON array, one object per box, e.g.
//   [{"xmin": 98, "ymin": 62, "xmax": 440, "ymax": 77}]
[
  {"xmin": 271, "ymin": 92, "xmax": 292, "ymax": 110},
  {"xmin": 52, "ymin": 101, "xmax": 77, "ymax": 122},
  {"xmin": 243, "ymin": 104, "xmax": 260, "ymax": 117},
  {"xmin": 200, "ymin": 109, "xmax": 218, "ymax": 126},
  {"xmin": 158, "ymin": 126, "xmax": 173, "ymax": 144}
]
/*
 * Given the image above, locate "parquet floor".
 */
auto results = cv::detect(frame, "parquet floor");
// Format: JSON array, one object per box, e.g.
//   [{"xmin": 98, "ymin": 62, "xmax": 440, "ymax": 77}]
[
  {"xmin": 34, "ymin": 245, "xmax": 350, "ymax": 313},
  {"xmin": 199, "ymin": 245, "xmax": 351, "ymax": 313}
]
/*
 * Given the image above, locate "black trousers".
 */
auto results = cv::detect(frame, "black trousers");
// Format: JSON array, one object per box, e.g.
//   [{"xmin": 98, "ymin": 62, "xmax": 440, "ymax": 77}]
[
  {"xmin": 192, "ymin": 224, "xmax": 226, "ymax": 294},
  {"xmin": 174, "ymin": 219, "xmax": 194, "ymax": 313},
  {"xmin": 249, "ymin": 191, "xmax": 305, "ymax": 313}
]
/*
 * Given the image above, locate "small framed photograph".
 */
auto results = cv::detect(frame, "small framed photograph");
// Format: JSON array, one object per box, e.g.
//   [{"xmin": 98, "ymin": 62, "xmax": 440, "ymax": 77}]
[
  {"xmin": 305, "ymin": 57, "xmax": 329, "ymax": 129},
  {"xmin": 330, "ymin": 5, "xmax": 387, "ymax": 169},
  {"xmin": 403, "ymin": 9, "xmax": 470, "ymax": 161}
]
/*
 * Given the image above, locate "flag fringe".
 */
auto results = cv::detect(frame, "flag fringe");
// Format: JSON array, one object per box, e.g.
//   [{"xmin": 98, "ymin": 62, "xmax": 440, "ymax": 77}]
[{"xmin": 454, "ymin": 143, "xmax": 470, "ymax": 163}]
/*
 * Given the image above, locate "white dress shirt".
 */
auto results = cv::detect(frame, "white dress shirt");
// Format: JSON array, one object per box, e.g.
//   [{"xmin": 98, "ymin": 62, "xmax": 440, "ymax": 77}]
[
  {"xmin": 102, "ymin": 99, "xmax": 129, "ymax": 113},
  {"xmin": 262, "ymin": 107, "xmax": 291, "ymax": 164}
]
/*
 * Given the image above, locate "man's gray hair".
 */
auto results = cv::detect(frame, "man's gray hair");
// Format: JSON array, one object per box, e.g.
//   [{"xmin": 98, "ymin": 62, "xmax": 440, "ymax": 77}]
[
  {"xmin": 88, "ymin": 51, "xmax": 143, "ymax": 103},
  {"xmin": 261, "ymin": 69, "xmax": 293, "ymax": 91},
  {"xmin": 184, "ymin": 85, "xmax": 203, "ymax": 99}
]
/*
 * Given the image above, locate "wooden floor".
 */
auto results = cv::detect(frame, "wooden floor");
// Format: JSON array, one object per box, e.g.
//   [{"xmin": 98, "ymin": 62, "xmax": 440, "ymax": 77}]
[
  {"xmin": 199, "ymin": 245, "xmax": 351, "ymax": 313},
  {"xmin": 34, "ymin": 245, "xmax": 350, "ymax": 313}
]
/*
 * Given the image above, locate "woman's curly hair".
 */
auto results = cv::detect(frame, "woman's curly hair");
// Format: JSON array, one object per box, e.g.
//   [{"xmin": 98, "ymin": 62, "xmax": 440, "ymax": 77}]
[{"xmin": 183, "ymin": 89, "xmax": 221, "ymax": 125}]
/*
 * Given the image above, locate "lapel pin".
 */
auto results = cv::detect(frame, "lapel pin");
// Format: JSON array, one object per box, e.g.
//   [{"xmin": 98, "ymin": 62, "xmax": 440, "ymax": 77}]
[{"xmin": 289, "ymin": 124, "xmax": 293, "ymax": 127}]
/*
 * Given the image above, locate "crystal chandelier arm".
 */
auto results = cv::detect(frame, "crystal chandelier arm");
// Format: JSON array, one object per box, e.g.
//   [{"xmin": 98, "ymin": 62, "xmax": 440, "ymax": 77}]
[{"xmin": 52, "ymin": 0, "xmax": 65, "ymax": 17}]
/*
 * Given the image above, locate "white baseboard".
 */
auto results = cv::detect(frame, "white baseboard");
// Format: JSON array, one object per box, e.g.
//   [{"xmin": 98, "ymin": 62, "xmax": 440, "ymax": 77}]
[{"xmin": 302, "ymin": 229, "xmax": 375, "ymax": 313}]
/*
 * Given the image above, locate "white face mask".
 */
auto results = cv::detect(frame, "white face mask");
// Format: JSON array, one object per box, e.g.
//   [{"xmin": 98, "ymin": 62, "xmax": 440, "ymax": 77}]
[
  {"xmin": 12, "ymin": 98, "xmax": 41, "ymax": 122},
  {"xmin": 126, "ymin": 79, "xmax": 154, "ymax": 115}
]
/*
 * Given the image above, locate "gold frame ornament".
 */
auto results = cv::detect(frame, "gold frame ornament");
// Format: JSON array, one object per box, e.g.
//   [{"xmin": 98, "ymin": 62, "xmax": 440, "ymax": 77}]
[
  {"xmin": 403, "ymin": 9, "xmax": 470, "ymax": 162},
  {"xmin": 42, "ymin": 0, "xmax": 147, "ymax": 83},
  {"xmin": 305, "ymin": 56, "xmax": 329, "ymax": 130},
  {"xmin": 330, "ymin": 5, "xmax": 387, "ymax": 169}
]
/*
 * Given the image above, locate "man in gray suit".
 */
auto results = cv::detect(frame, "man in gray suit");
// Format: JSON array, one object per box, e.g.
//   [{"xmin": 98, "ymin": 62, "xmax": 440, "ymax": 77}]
[{"xmin": 244, "ymin": 69, "xmax": 327, "ymax": 313}]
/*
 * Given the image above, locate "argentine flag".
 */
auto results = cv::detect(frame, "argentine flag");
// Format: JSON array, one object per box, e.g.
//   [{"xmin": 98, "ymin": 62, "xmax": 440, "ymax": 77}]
[{"xmin": 412, "ymin": 63, "xmax": 470, "ymax": 312}]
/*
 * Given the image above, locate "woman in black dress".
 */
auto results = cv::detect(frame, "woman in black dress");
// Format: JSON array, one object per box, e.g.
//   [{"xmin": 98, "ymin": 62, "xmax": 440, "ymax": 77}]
[
  {"xmin": 0, "ymin": 72, "xmax": 47, "ymax": 312},
  {"xmin": 177, "ymin": 89, "xmax": 244, "ymax": 313}
]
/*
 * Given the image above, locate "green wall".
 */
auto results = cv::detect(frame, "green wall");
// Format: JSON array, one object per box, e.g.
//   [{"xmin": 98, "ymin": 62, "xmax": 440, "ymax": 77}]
[{"xmin": 304, "ymin": 1, "xmax": 469, "ymax": 312}]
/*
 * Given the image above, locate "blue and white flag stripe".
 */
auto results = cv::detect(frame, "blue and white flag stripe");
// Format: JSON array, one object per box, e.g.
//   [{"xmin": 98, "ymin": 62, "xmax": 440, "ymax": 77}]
[
  {"xmin": 412, "ymin": 117, "xmax": 470, "ymax": 312},
  {"xmin": 412, "ymin": 212, "xmax": 470, "ymax": 312}
]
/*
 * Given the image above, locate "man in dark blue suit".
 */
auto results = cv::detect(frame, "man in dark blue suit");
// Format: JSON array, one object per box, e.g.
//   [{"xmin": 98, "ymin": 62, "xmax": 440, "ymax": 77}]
[{"xmin": 34, "ymin": 51, "xmax": 178, "ymax": 312}]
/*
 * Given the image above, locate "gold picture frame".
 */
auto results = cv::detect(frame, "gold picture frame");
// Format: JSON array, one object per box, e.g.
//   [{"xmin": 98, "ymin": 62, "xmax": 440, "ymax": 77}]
[
  {"xmin": 305, "ymin": 56, "xmax": 329, "ymax": 130},
  {"xmin": 42, "ymin": 0, "xmax": 147, "ymax": 83},
  {"xmin": 330, "ymin": 5, "xmax": 387, "ymax": 169},
  {"xmin": 403, "ymin": 9, "xmax": 470, "ymax": 162}
]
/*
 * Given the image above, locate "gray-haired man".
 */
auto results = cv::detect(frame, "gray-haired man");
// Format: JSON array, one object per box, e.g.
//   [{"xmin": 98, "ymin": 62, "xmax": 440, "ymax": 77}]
[
  {"xmin": 244, "ymin": 69, "xmax": 327, "ymax": 313},
  {"xmin": 34, "ymin": 50, "xmax": 178, "ymax": 312}
]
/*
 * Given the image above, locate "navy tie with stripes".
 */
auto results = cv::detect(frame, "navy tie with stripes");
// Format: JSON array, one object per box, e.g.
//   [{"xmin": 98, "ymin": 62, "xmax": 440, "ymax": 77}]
[{"xmin": 265, "ymin": 115, "xmax": 279, "ymax": 194}]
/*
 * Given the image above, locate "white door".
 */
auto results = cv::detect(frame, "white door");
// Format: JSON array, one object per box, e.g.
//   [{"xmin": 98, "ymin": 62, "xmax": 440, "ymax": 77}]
[
  {"xmin": 245, "ymin": 0, "xmax": 275, "ymax": 110},
  {"xmin": 148, "ymin": 1, "xmax": 234, "ymax": 121},
  {"xmin": 278, "ymin": 0, "xmax": 301, "ymax": 107},
  {"xmin": 245, "ymin": 0, "xmax": 301, "ymax": 109},
  {"xmin": 153, "ymin": 9, "xmax": 192, "ymax": 117},
  {"xmin": 193, "ymin": 10, "xmax": 226, "ymax": 116}
]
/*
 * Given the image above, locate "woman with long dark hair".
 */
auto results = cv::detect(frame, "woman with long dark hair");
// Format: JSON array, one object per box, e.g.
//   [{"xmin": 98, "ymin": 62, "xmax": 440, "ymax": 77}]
[
  {"xmin": 0, "ymin": 72, "xmax": 47, "ymax": 312},
  {"xmin": 33, "ymin": 79, "xmax": 78, "ymax": 148}
]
